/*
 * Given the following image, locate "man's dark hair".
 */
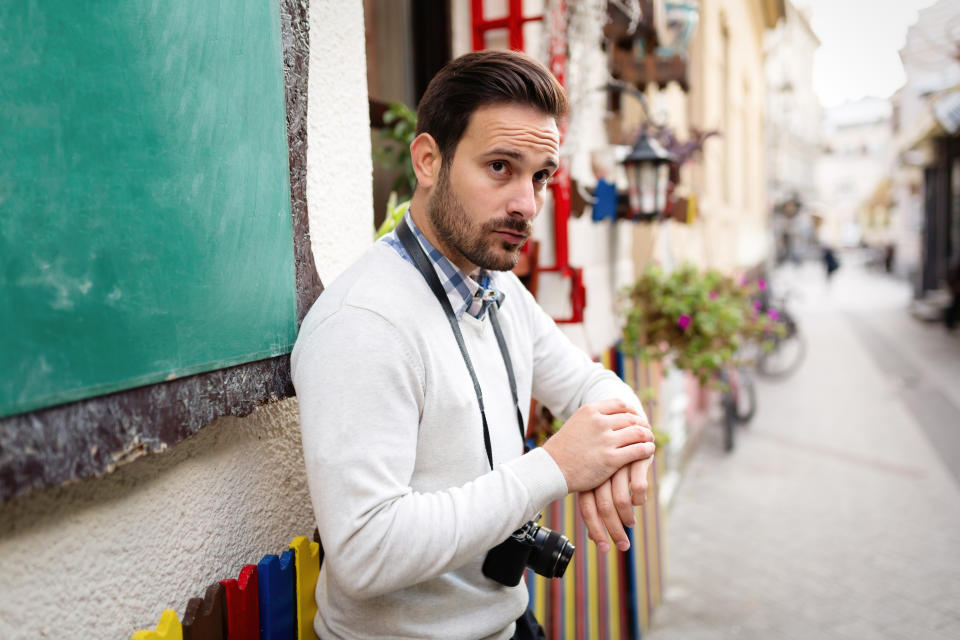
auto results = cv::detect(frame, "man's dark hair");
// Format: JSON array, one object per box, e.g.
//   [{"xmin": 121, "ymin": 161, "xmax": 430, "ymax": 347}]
[{"xmin": 416, "ymin": 50, "xmax": 568, "ymax": 162}]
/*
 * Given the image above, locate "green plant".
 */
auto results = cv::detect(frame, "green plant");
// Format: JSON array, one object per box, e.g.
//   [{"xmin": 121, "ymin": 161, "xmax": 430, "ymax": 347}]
[
  {"xmin": 375, "ymin": 192, "xmax": 410, "ymax": 239},
  {"xmin": 374, "ymin": 101, "xmax": 418, "ymax": 199},
  {"xmin": 620, "ymin": 263, "xmax": 784, "ymax": 385}
]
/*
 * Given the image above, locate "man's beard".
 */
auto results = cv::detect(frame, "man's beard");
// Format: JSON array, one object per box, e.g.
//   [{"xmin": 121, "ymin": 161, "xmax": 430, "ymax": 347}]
[{"xmin": 428, "ymin": 164, "xmax": 532, "ymax": 272}]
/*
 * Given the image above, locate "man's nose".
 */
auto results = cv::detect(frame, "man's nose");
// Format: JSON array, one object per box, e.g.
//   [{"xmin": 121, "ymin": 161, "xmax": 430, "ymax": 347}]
[{"xmin": 507, "ymin": 179, "xmax": 538, "ymax": 219}]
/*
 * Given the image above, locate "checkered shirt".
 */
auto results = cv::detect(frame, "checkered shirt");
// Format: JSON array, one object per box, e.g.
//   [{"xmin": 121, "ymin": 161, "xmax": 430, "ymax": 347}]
[{"xmin": 382, "ymin": 211, "xmax": 506, "ymax": 320}]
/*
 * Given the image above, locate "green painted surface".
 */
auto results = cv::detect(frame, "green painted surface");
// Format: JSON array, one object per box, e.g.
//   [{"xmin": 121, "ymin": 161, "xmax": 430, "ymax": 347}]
[{"xmin": 0, "ymin": 1, "xmax": 297, "ymax": 417}]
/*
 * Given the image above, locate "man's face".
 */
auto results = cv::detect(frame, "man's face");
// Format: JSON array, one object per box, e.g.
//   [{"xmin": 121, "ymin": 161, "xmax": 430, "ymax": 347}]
[{"xmin": 427, "ymin": 103, "xmax": 560, "ymax": 272}]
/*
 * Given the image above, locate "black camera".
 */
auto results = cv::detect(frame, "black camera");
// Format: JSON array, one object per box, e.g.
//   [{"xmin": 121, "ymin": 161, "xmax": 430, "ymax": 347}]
[{"xmin": 482, "ymin": 517, "xmax": 575, "ymax": 587}]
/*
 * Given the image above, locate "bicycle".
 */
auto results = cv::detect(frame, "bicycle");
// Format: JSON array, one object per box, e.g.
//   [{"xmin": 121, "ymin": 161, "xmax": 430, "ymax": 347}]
[
  {"xmin": 717, "ymin": 364, "xmax": 757, "ymax": 452},
  {"xmin": 755, "ymin": 290, "xmax": 806, "ymax": 379}
]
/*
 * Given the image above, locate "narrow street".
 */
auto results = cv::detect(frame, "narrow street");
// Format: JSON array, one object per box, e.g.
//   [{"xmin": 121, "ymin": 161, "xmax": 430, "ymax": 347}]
[{"xmin": 647, "ymin": 255, "xmax": 960, "ymax": 640}]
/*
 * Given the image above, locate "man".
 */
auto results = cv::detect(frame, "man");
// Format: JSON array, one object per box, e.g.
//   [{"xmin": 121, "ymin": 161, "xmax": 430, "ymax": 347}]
[{"xmin": 292, "ymin": 50, "xmax": 655, "ymax": 639}]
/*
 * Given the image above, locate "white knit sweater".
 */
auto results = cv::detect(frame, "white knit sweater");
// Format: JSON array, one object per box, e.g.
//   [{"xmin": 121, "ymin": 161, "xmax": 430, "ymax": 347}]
[{"xmin": 291, "ymin": 240, "xmax": 643, "ymax": 639}]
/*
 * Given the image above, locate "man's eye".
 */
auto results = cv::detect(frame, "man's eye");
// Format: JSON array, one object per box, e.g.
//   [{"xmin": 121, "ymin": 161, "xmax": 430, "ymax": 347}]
[
  {"xmin": 534, "ymin": 171, "xmax": 552, "ymax": 184},
  {"xmin": 490, "ymin": 161, "xmax": 508, "ymax": 174}
]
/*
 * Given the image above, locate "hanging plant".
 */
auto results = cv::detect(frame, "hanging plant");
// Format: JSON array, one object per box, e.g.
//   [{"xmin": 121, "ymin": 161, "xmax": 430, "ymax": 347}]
[{"xmin": 620, "ymin": 263, "xmax": 785, "ymax": 385}]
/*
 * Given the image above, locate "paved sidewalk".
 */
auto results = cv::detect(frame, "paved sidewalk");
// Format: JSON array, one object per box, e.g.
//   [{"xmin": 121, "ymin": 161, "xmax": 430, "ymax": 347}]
[{"xmin": 647, "ymin": 257, "xmax": 960, "ymax": 640}]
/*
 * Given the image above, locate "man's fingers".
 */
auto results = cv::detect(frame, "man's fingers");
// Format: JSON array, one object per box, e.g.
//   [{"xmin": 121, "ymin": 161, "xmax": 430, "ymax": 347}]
[
  {"xmin": 607, "ymin": 412, "xmax": 651, "ymax": 431},
  {"xmin": 612, "ymin": 441, "xmax": 657, "ymax": 468},
  {"xmin": 611, "ymin": 425, "xmax": 655, "ymax": 447},
  {"xmin": 590, "ymin": 398, "xmax": 640, "ymax": 416},
  {"xmin": 611, "ymin": 466, "xmax": 636, "ymax": 528},
  {"xmin": 594, "ymin": 480, "xmax": 629, "ymax": 552},
  {"xmin": 578, "ymin": 490, "xmax": 610, "ymax": 553},
  {"xmin": 630, "ymin": 457, "xmax": 654, "ymax": 506}
]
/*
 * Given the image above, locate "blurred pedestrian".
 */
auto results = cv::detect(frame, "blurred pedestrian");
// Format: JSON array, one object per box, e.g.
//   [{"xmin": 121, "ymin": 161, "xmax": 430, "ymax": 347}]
[
  {"xmin": 823, "ymin": 245, "xmax": 840, "ymax": 280},
  {"xmin": 813, "ymin": 214, "xmax": 840, "ymax": 282}
]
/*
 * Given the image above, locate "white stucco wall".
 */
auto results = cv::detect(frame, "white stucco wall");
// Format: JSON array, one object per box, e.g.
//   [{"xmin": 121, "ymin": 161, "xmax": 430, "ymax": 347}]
[
  {"xmin": 554, "ymin": 217, "xmax": 638, "ymax": 354},
  {"xmin": 0, "ymin": 402, "xmax": 309, "ymax": 639},
  {"xmin": 0, "ymin": 2, "xmax": 373, "ymax": 638},
  {"xmin": 306, "ymin": 1, "xmax": 374, "ymax": 284}
]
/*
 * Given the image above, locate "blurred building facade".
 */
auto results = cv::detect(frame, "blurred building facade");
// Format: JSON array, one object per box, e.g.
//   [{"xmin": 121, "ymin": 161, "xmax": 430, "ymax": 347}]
[
  {"xmin": 676, "ymin": 0, "xmax": 785, "ymax": 272},
  {"xmin": 889, "ymin": 0, "xmax": 960, "ymax": 306},
  {"xmin": 816, "ymin": 97, "xmax": 895, "ymax": 250},
  {"xmin": 763, "ymin": 0, "xmax": 821, "ymax": 264}
]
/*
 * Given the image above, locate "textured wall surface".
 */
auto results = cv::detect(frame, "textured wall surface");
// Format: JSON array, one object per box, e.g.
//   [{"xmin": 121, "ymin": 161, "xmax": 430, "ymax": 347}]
[
  {"xmin": 306, "ymin": 0, "xmax": 374, "ymax": 285},
  {"xmin": 0, "ymin": 1, "xmax": 372, "ymax": 637},
  {"xmin": 0, "ymin": 401, "xmax": 312, "ymax": 639}
]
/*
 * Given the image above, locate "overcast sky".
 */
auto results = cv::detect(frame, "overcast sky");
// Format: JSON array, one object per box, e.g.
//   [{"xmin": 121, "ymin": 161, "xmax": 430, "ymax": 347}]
[{"xmin": 793, "ymin": 0, "xmax": 941, "ymax": 107}]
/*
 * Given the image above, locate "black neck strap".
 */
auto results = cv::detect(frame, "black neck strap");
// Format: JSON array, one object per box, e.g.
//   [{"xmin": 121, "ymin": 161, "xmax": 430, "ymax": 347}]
[{"xmin": 396, "ymin": 217, "xmax": 526, "ymax": 470}]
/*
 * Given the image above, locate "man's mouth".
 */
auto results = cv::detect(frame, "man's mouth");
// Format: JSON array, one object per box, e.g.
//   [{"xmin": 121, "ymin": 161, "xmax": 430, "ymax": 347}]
[{"xmin": 494, "ymin": 229, "xmax": 529, "ymax": 244}]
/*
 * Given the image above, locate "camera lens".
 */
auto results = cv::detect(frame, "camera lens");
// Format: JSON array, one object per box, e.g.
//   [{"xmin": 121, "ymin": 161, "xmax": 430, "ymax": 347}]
[{"xmin": 526, "ymin": 525, "xmax": 575, "ymax": 578}]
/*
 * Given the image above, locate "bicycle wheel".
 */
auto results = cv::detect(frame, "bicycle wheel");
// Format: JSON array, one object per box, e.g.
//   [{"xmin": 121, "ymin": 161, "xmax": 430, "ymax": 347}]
[
  {"xmin": 734, "ymin": 367, "xmax": 757, "ymax": 424},
  {"xmin": 722, "ymin": 390, "xmax": 736, "ymax": 452},
  {"xmin": 758, "ymin": 315, "xmax": 806, "ymax": 379}
]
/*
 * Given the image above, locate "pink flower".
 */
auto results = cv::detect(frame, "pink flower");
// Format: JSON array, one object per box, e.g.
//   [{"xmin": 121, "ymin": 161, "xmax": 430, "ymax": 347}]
[
  {"xmin": 709, "ymin": 290, "xmax": 718, "ymax": 300},
  {"xmin": 677, "ymin": 314, "xmax": 692, "ymax": 330},
  {"xmin": 767, "ymin": 309, "xmax": 780, "ymax": 321},
  {"xmin": 758, "ymin": 279, "xmax": 767, "ymax": 291},
  {"xmin": 753, "ymin": 300, "xmax": 762, "ymax": 311}
]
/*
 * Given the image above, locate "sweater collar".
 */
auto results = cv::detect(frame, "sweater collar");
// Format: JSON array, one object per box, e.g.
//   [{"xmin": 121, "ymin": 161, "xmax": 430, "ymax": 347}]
[{"xmin": 383, "ymin": 211, "xmax": 506, "ymax": 320}]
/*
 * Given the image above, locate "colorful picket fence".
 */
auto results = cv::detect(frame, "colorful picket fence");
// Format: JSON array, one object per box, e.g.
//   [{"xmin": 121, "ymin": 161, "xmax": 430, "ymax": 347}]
[
  {"xmin": 525, "ymin": 462, "xmax": 665, "ymax": 640},
  {"xmin": 526, "ymin": 346, "xmax": 666, "ymax": 640},
  {"xmin": 131, "ymin": 535, "xmax": 321, "ymax": 640}
]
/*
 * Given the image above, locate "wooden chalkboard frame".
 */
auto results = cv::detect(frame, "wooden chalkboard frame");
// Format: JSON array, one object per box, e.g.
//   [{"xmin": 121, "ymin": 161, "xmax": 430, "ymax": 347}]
[{"xmin": 0, "ymin": 0, "xmax": 322, "ymax": 503}]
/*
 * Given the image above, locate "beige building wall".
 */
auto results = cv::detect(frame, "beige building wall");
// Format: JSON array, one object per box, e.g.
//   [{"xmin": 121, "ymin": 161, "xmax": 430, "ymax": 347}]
[
  {"xmin": 682, "ymin": 0, "xmax": 778, "ymax": 272},
  {"xmin": 764, "ymin": 0, "xmax": 821, "ymax": 206},
  {"xmin": 620, "ymin": 0, "xmax": 780, "ymax": 274}
]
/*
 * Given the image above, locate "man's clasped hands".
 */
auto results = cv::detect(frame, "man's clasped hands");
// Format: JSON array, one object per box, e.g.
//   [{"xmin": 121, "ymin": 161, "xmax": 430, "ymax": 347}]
[{"xmin": 541, "ymin": 398, "xmax": 656, "ymax": 553}]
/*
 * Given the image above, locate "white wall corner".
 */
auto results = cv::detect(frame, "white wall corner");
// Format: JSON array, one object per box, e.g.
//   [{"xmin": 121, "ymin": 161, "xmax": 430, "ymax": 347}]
[{"xmin": 307, "ymin": 0, "xmax": 375, "ymax": 286}]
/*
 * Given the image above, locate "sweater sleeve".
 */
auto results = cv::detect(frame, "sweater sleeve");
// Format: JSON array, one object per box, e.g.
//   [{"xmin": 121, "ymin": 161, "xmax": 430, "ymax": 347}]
[
  {"xmin": 519, "ymin": 283, "xmax": 647, "ymax": 422},
  {"xmin": 292, "ymin": 305, "xmax": 568, "ymax": 600}
]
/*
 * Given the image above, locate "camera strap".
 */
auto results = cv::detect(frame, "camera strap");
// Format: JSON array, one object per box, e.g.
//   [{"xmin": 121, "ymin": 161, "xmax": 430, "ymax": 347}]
[{"xmin": 396, "ymin": 217, "xmax": 526, "ymax": 471}]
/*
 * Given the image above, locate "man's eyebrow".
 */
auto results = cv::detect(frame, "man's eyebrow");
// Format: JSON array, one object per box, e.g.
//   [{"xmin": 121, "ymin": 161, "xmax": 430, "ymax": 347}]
[{"xmin": 482, "ymin": 148, "xmax": 559, "ymax": 170}]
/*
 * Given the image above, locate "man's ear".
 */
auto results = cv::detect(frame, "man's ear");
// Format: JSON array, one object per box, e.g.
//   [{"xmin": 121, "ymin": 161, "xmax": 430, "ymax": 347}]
[{"xmin": 410, "ymin": 133, "xmax": 442, "ymax": 188}]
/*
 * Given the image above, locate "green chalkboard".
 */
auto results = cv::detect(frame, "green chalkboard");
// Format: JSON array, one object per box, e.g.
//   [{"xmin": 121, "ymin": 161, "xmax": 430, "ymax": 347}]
[{"xmin": 0, "ymin": 1, "xmax": 297, "ymax": 418}]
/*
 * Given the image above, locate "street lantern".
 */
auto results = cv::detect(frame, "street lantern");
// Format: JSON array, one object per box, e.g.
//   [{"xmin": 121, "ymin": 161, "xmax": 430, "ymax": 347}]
[
  {"xmin": 622, "ymin": 131, "xmax": 674, "ymax": 220},
  {"xmin": 656, "ymin": 0, "xmax": 701, "ymax": 59}
]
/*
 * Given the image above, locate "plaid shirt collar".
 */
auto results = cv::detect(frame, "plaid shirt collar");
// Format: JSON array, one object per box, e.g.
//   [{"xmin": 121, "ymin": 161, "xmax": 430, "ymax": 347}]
[{"xmin": 383, "ymin": 211, "xmax": 506, "ymax": 320}]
